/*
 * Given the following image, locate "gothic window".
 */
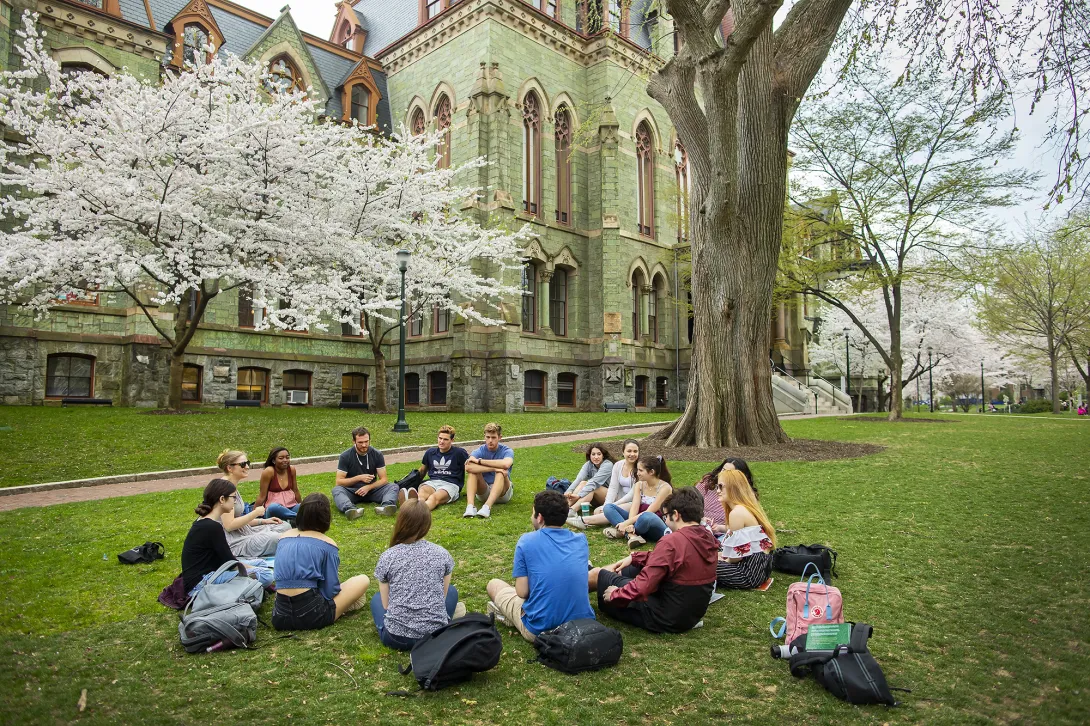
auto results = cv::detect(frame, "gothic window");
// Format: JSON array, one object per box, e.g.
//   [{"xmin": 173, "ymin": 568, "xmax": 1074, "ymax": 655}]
[
  {"xmin": 182, "ymin": 364, "xmax": 202, "ymax": 402},
  {"xmin": 636, "ymin": 122, "xmax": 655, "ymax": 236},
  {"xmin": 545, "ymin": 0, "xmax": 559, "ymax": 18},
  {"xmin": 410, "ymin": 308, "xmax": 424, "ymax": 337},
  {"xmin": 237, "ymin": 284, "xmax": 255, "ymax": 327},
  {"xmin": 424, "ymin": 0, "xmax": 443, "ymax": 21},
  {"xmin": 405, "ymin": 373, "xmax": 420, "ymax": 405},
  {"xmin": 524, "ymin": 370, "xmax": 546, "ymax": 406},
  {"xmin": 674, "ymin": 141, "xmax": 690, "ymax": 243},
  {"xmin": 183, "ymin": 24, "xmax": 210, "ymax": 67},
  {"xmin": 631, "ymin": 269, "xmax": 645, "ymax": 339},
  {"xmin": 236, "ymin": 367, "xmax": 268, "ymax": 402},
  {"xmin": 521, "ymin": 262, "xmax": 538, "ymax": 332},
  {"xmin": 434, "ymin": 305, "xmax": 451, "ymax": 334},
  {"xmin": 555, "ymin": 105, "xmax": 572, "ymax": 225},
  {"xmin": 650, "ymin": 273, "xmax": 667, "ymax": 343},
  {"xmin": 429, "ymin": 371, "xmax": 448, "ymax": 405},
  {"xmin": 350, "ymin": 85, "xmax": 371, "ymax": 125},
  {"xmin": 522, "ymin": 92, "xmax": 542, "ymax": 216},
  {"xmin": 46, "ymin": 354, "xmax": 94, "ymax": 398},
  {"xmin": 411, "ymin": 107, "xmax": 426, "ymax": 136},
  {"xmin": 265, "ymin": 55, "xmax": 303, "ymax": 94},
  {"xmin": 557, "ymin": 372, "xmax": 577, "ymax": 407},
  {"xmin": 577, "ymin": 1, "xmax": 604, "ymax": 34},
  {"xmin": 342, "ymin": 373, "xmax": 368, "ymax": 403},
  {"xmin": 609, "ymin": 1, "xmax": 623, "ymax": 35},
  {"xmin": 550, "ymin": 267, "xmax": 568, "ymax": 336},
  {"xmin": 434, "ymin": 94, "xmax": 452, "ymax": 169}
]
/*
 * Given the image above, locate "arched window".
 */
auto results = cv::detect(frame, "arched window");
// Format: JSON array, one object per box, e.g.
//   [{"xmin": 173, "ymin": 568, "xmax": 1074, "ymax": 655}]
[
  {"xmin": 405, "ymin": 372, "xmax": 420, "ymax": 405},
  {"xmin": 635, "ymin": 374, "xmax": 649, "ymax": 407},
  {"xmin": 428, "ymin": 371, "xmax": 448, "ymax": 405},
  {"xmin": 236, "ymin": 367, "xmax": 268, "ymax": 402},
  {"xmin": 650, "ymin": 273, "xmax": 667, "ymax": 344},
  {"xmin": 557, "ymin": 372, "xmax": 577, "ymax": 407},
  {"xmin": 522, "ymin": 92, "xmax": 542, "ymax": 216},
  {"xmin": 434, "ymin": 94, "xmax": 452, "ymax": 169},
  {"xmin": 283, "ymin": 370, "xmax": 312, "ymax": 405},
  {"xmin": 341, "ymin": 373, "xmax": 368, "ymax": 403},
  {"xmin": 524, "ymin": 370, "xmax": 546, "ymax": 406},
  {"xmin": 182, "ymin": 364, "xmax": 203, "ymax": 402},
  {"xmin": 46, "ymin": 354, "xmax": 94, "ymax": 398},
  {"xmin": 550, "ymin": 267, "xmax": 568, "ymax": 336},
  {"xmin": 339, "ymin": 21, "xmax": 354, "ymax": 49},
  {"xmin": 182, "ymin": 24, "xmax": 210, "ymax": 66},
  {"xmin": 555, "ymin": 105, "xmax": 572, "ymax": 225},
  {"xmin": 674, "ymin": 141, "xmax": 689, "ymax": 243},
  {"xmin": 265, "ymin": 55, "xmax": 303, "ymax": 94},
  {"xmin": 411, "ymin": 107, "xmax": 426, "ymax": 136},
  {"xmin": 631, "ymin": 268, "xmax": 645, "ymax": 338},
  {"xmin": 350, "ymin": 84, "xmax": 371, "ymax": 125},
  {"xmin": 636, "ymin": 121, "xmax": 655, "ymax": 236},
  {"xmin": 521, "ymin": 262, "xmax": 538, "ymax": 332}
]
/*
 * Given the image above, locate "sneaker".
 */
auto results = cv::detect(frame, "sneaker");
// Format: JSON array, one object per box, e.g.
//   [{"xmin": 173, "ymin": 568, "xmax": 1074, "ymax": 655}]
[
  {"xmin": 628, "ymin": 535, "xmax": 647, "ymax": 549},
  {"xmin": 603, "ymin": 527, "xmax": 622, "ymax": 539},
  {"xmin": 690, "ymin": 620, "xmax": 704, "ymax": 630},
  {"xmin": 476, "ymin": 505, "xmax": 491, "ymax": 519},
  {"xmin": 566, "ymin": 516, "xmax": 587, "ymax": 530},
  {"xmin": 345, "ymin": 507, "xmax": 364, "ymax": 521},
  {"xmin": 452, "ymin": 602, "xmax": 467, "ymax": 619},
  {"xmin": 486, "ymin": 600, "xmax": 508, "ymax": 625},
  {"xmin": 407, "ymin": 487, "xmax": 418, "ymax": 500},
  {"xmin": 374, "ymin": 505, "xmax": 397, "ymax": 516},
  {"xmin": 463, "ymin": 505, "xmax": 478, "ymax": 518},
  {"xmin": 398, "ymin": 487, "xmax": 417, "ymax": 506}
]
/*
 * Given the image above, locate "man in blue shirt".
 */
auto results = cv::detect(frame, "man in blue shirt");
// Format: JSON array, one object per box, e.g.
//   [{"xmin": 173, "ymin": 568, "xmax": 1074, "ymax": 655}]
[
  {"xmin": 486, "ymin": 490, "xmax": 595, "ymax": 642},
  {"xmin": 463, "ymin": 422, "xmax": 514, "ymax": 519},
  {"xmin": 407, "ymin": 424, "xmax": 470, "ymax": 511}
]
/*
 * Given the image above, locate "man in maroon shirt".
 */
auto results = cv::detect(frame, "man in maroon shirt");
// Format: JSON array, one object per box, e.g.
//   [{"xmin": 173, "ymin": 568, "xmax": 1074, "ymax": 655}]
[{"xmin": 588, "ymin": 487, "xmax": 719, "ymax": 633}]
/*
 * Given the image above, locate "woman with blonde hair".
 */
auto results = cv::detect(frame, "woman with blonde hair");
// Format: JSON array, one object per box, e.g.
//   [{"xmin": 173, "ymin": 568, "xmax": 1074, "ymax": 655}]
[
  {"xmin": 715, "ymin": 469, "xmax": 776, "ymax": 589},
  {"xmin": 216, "ymin": 449, "xmax": 291, "ymax": 558}
]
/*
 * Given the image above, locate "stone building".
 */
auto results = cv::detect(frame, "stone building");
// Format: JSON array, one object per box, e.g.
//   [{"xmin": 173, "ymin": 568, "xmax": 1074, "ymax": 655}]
[{"xmin": 0, "ymin": 0, "xmax": 815, "ymax": 412}]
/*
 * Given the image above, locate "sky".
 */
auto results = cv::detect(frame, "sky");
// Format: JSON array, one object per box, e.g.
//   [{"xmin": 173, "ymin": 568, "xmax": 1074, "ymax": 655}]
[{"xmin": 237, "ymin": 0, "xmax": 1067, "ymax": 226}]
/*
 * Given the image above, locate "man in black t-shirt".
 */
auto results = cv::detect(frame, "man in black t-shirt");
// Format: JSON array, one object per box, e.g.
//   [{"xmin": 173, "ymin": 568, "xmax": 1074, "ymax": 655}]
[
  {"xmin": 332, "ymin": 426, "xmax": 395, "ymax": 518},
  {"xmin": 405, "ymin": 424, "xmax": 469, "ymax": 511}
]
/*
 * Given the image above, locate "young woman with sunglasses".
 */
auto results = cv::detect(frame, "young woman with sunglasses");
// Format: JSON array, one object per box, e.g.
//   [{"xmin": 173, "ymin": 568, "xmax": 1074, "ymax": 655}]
[
  {"xmin": 216, "ymin": 449, "xmax": 290, "ymax": 558},
  {"xmin": 714, "ymin": 469, "xmax": 776, "ymax": 589}
]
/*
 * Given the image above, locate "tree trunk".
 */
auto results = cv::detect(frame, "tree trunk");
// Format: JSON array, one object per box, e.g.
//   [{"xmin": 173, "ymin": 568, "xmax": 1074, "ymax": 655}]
[
  {"xmin": 1049, "ymin": 345, "xmax": 1061, "ymax": 414},
  {"xmin": 372, "ymin": 343, "xmax": 389, "ymax": 413},
  {"xmin": 167, "ymin": 349, "xmax": 185, "ymax": 410}
]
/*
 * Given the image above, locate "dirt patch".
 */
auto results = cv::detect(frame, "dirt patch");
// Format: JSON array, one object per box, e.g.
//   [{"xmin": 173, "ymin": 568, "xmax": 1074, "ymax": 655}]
[
  {"xmin": 838, "ymin": 416, "xmax": 953, "ymax": 424},
  {"xmin": 140, "ymin": 409, "xmax": 215, "ymax": 415},
  {"xmin": 572, "ymin": 438, "xmax": 884, "ymax": 463}
]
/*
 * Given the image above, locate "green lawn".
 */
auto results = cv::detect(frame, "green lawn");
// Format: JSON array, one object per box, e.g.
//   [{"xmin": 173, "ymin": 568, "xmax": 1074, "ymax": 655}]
[
  {"xmin": 0, "ymin": 409, "xmax": 677, "ymax": 487},
  {"xmin": 0, "ymin": 414, "xmax": 1087, "ymax": 724}
]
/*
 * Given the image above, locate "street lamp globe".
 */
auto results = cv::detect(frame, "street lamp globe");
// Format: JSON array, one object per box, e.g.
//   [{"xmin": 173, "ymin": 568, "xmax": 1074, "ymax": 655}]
[{"xmin": 396, "ymin": 248, "xmax": 411, "ymax": 272}]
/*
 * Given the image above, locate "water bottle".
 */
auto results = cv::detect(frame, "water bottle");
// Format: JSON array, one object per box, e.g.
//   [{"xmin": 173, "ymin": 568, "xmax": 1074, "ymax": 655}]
[
  {"xmin": 206, "ymin": 640, "xmax": 226, "ymax": 653},
  {"xmin": 580, "ymin": 502, "xmax": 591, "ymax": 517},
  {"xmin": 102, "ymin": 553, "xmax": 108, "ymax": 561}
]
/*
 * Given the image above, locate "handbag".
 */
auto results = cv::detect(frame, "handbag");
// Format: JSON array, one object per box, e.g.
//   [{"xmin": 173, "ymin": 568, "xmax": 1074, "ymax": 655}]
[
  {"xmin": 117, "ymin": 541, "xmax": 165, "ymax": 565},
  {"xmin": 772, "ymin": 543, "xmax": 838, "ymax": 579}
]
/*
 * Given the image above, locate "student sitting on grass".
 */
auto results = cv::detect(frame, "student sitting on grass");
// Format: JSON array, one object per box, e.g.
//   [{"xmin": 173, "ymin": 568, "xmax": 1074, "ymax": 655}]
[
  {"xmin": 402, "ymin": 425, "xmax": 470, "ymax": 512},
  {"xmin": 257, "ymin": 447, "xmax": 302, "ymax": 522},
  {"xmin": 371, "ymin": 500, "xmax": 467, "ymax": 650},
  {"xmin": 217, "ymin": 449, "xmax": 290, "ymax": 558},
  {"xmin": 333, "ymin": 427, "xmax": 396, "ymax": 519},
  {"xmin": 181, "ymin": 479, "xmax": 274, "ymax": 597},
  {"xmin": 714, "ymin": 470, "xmax": 776, "ymax": 590},
  {"xmin": 602, "ymin": 455, "xmax": 673, "ymax": 548},
  {"xmin": 694, "ymin": 457, "xmax": 758, "ymax": 532},
  {"xmin": 589, "ymin": 487, "xmax": 719, "ymax": 633},
  {"xmin": 463, "ymin": 422, "xmax": 515, "ymax": 520},
  {"xmin": 567, "ymin": 439, "xmax": 639, "ymax": 530},
  {"xmin": 271, "ymin": 493, "xmax": 371, "ymax": 631},
  {"xmin": 563, "ymin": 443, "xmax": 614, "ymax": 512},
  {"xmin": 486, "ymin": 490, "xmax": 596, "ymax": 642}
]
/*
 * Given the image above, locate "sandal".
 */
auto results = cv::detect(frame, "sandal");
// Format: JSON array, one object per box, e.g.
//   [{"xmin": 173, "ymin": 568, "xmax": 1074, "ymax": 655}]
[{"xmin": 603, "ymin": 527, "xmax": 622, "ymax": 539}]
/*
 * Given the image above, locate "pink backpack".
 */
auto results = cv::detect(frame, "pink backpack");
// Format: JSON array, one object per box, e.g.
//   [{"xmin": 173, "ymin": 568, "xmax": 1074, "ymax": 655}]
[{"xmin": 771, "ymin": 563, "xmax": 844, "ymax": 643}]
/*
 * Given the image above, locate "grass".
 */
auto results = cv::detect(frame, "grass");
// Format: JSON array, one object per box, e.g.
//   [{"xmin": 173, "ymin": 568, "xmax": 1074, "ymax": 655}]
[
  {"xmin": 0, "ymin": 414, "xmax": 1088, "ymax": 724},
  {"xmin": 0, "ymin": 409, "xmax": 677, "ymax": 487}
]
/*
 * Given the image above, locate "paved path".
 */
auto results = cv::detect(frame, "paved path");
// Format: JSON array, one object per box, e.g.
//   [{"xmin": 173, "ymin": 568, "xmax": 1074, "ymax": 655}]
[{"xmin": 0, "ymin": 425, "xmax": 666, "ymax": 512}]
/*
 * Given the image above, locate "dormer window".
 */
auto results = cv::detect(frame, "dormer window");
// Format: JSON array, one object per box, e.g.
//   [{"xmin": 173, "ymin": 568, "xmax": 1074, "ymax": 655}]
[
  {"xmin": 351, "ymin": 85, "xmax": 371, "ymax": 124},
  {"xmin": 183, "ymin": 24, "xmax": 210, "ymax": 66}
]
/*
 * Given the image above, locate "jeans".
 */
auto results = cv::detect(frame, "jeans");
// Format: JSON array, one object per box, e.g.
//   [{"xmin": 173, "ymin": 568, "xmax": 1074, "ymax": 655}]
[
  {"xmin": 331, "ymin": 482, "xmax": 399, "ymax": 513},
  {"xmin": 265, "ymin": 503, "xmax": 299, "ymax": 520},
  {"xmin": 271, "ymin": 588, "xmax": 336, "ymax": 631},
  {"xmin": 603, "ymin": 503, "xmax": 669, "ymax": 542},
  {"xmin": 187, "ymin": 558, "xmax": 274, "ymax": 598},
  {"xmin": 370, "ymin": 585, "xmax": 459, "ymax": 651}
]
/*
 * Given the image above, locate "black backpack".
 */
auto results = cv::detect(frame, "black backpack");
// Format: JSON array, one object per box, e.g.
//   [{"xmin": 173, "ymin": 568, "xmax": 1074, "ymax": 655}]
[
  {"xmin": 787, "ymin": 622, "xmax": 902, "ymax": 705},
  {"xmin": 398, "ymin": 613, "xmax": 503, "ymax": 691},
  {"xmin": 118, "ymin": 541, "xmax": 165, "ymax": 565},
  {"xmin": 533, "ymin": 618, "xmax": 623, "ymax": 674},
  {"xmin": 772, "ymin": 544, "xmax": 838, "ymax": 579},
  {"xmin": 395, "ymin": 469, "xmax": 424, "ymax": 491}
]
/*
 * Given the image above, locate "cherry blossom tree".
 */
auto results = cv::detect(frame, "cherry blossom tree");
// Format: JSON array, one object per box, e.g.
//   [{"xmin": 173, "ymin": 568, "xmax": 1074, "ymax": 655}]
[{"xmin": 0, "ymin": 14, "xmax": 526, "ymax": 409}]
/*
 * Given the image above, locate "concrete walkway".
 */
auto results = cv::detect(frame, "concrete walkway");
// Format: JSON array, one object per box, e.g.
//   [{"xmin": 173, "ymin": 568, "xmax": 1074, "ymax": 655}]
[{"xmin": 0, "ymin": 425, "xmax": 666, "ymax": 512}]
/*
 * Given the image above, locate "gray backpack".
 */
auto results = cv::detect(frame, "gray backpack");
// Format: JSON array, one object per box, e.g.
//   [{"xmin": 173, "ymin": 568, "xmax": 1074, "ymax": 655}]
[
  {"xmin": 179, "ymin": 601, "xmax": 257, "ymax": 653},
  {"xmin": 190, "ymin": 561, "xmax": 264, "ymax": 614}
]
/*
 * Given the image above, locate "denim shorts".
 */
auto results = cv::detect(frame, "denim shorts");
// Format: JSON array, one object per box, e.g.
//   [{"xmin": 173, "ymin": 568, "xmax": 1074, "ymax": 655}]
[{"xmin": 271, "ymin": 588, "xmax": 336, "ymax": 631}]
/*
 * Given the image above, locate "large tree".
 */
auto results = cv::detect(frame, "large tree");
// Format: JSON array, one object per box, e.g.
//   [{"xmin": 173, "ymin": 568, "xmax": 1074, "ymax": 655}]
[{"xmin": 780, "ymin": 68, "xmax": 1033, "ymax": 420}]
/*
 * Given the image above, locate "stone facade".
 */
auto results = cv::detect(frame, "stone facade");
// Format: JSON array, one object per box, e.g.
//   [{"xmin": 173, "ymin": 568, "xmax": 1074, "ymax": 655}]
[{"xmin": 0, "ymin": 0, "xmax": 810, "ymax": 412}]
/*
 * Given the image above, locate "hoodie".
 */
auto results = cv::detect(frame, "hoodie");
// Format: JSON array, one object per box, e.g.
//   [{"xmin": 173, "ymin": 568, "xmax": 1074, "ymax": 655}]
[{"xmin": 609, "ymin": 524, "xmax": 720, "ymax": 607}]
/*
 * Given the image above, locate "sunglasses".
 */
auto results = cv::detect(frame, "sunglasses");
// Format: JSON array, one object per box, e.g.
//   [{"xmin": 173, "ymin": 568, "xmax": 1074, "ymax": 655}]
[{"xmin": 233, "ymin": 460, "xmax": 250, "ymax": 468}]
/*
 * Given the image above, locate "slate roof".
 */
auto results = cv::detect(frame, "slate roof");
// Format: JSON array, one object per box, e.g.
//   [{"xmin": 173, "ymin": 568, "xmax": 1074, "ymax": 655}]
[
  {"xmin": 353, "ymin": 0, "xmax": 418, "ymax": 56},
  {"xmin": 117, "ymin": 0, "xmax": 152, "ymax": 28}
]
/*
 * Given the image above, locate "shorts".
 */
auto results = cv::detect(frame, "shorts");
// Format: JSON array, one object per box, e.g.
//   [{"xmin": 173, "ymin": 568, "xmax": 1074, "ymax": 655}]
[
  {"xmin": 476, "ymin": 479, "xmax": 514, "ymax": 503},
  {"xmin": 489, "ymin": 584, "xmax": 535, "ymax": 643},
  {"xmin": 271, "ymin": 588, "xmax": 337, "ymax": 631},
  {"xmin": 427, "ymin": 479, "xmax": 461, "ymax": 504}
]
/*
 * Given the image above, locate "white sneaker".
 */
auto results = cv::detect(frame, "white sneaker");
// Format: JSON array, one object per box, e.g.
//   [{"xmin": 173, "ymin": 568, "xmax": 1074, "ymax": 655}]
[
  {"xmin": 691, "ymin": 620, "xmax": 704, "ymax": 630},
  {"xmin": 566, "ymin": 516, "xmax": 587, "ymax": 530},
  {"xmin": 486, "ymin": 600, "xmax": 508, "ymax": 625},
  {"xmin": 345, "ymin": 507, "xmax": 364, "ymax": 521},
  {"xmin": 463, "ymin": 505, "xmax": 477, "ymax": 518},
  {"xmin": 452, "ymin": 602, "xmax": 467, "ymax": 619},
  {"xmin": 374, "ymin": 505, "xmax": 396, "ymax": 516},
  {"xmin": 476, "ymin": 505, "xmax": 491, "ymax": 519},
  {"xmin": 397, "ymin": 488, "xmax": 408, "ymax": 506}
]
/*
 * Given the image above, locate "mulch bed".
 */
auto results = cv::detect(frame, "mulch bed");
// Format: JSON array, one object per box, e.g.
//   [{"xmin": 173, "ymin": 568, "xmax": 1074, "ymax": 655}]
[
  {"xmin": 572, "ymin": 438, "xmax": 885, "ymax": 464},
  {"xmin": 838, "ymin": 416, "xmax": 953, "ymax": 424}
]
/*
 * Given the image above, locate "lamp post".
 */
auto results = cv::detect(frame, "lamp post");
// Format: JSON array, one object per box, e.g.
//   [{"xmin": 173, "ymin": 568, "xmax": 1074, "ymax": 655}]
[
  {"xmin": 916, "ymin": 375, "xmax": 920, "ymax": 414},
  {"xmin": 980, "ymin": 358, "xmax": 986, "ymax": 414},
  {"xmin": 843, "ymin": 327, "xmax": 851, "ymax": 408},
  {"xmin": 927, "ymin": 346, "xmax": 934, "ymax": 413},
  {"xmin": 392, "ymin": 249, "xmax": 411, "ymax": 433}
]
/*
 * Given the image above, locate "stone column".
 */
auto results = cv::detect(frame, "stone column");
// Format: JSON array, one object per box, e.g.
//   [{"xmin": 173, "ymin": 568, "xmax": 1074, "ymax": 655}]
[
  {"xmin": 538, "ymin": 269, "xmax": 553, "ymax": 334},
  {"xmin": 641, "ymin": 284, "xmax": 654, "ymax": 344}
]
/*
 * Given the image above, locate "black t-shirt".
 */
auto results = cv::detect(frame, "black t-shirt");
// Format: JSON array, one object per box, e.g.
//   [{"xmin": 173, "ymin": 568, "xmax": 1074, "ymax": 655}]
[
  {"xmin": 336, "ymin": 446, "xmax": 387, "ymax": 488},
  {"xmin": 181, "ymin": 518, "xmax": 235, "ymax": 594},
  {"xmin": 421, "ymin": 446, "xmax": 470, "ymax": 489}
]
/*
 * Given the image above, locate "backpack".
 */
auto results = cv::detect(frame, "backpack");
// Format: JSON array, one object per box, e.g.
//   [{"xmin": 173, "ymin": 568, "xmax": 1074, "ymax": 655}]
[
  {"xmin": 545, "ymin": 476, "xmax": 570, "ymax": 494},
  {"xmin": 117, "ymin": 541, "xmax": 165, "ymax": 565},
  {"xmin": 190, "ymin": 561, "xmax": 265, "ymax": 614},
  {"xmin": 787, "ymin": 622, "xmax": 900, "ymax": 706},
  {"xmin": 396, "ymin": 469, "xmax": 424, "ymax": 491},
  {"xmin": 398, "ymin": 613, "xmax": 503, "ymax": 691},
  {"xmin": 770, "ymin": 563, "xmax": 843, "ymax": 644},
  {"xmin": 533, "ymin": 618, "xmax": 623, "ymax": 674},
  {"xmin": 178, "ymin": 601, "xmax": 257, "ymax": 653},
  {"xmin": 772, "ymin": 543, "xmax": 838, "ymax": 579}
]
